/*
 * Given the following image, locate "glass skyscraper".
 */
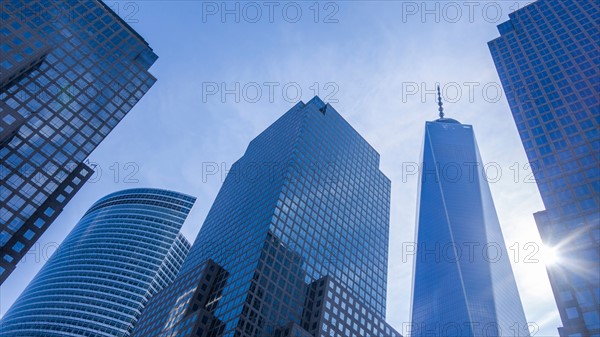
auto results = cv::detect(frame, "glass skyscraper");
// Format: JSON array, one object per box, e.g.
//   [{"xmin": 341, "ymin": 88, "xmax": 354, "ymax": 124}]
[
  {"xmin": 488, "ymin": 1, "xmax": 599, "ymax": 336},
  {"xmin": 410, "ymin": 106, "xmax": 530, "ymax": 337},
  {"xmin": 0, "ymin": 188, "xmax": 195, "ymax": 337},
  {"xmin": 0, "ymin": 0, "xmax": 158, "ymax": 283},
  {"xmin": 132, "ymin": 97, "xmax": 400, "ymax": 337}
]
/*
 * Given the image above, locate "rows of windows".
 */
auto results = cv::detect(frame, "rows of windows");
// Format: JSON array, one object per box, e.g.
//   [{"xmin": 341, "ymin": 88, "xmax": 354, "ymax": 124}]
[
  {"xmin": 134, "ymin": 97, "xmax": 395, "ymax": 337},
  {"xmin": 315, "ymin": 277, "xmax": 399, "ymax": 337},
  {"xmin": 489, "ymin": 0, "xmax": 599, "ymax": 218},
  {"xmin": 489, "ymin": 0, "xmax": 599, "ymax": 335},
  {"xmin": 0, "ymin": 0, "xmax": 158, "ymax": 282},
  {"xmin": 270, "ymin": 99, "xmax": 389, "ymax": 316},
  {"xmin": 132, "ymin": 260, "xmax": 223, "ymax": 336},
  {"xmin": 1, "ymin": 189, "xmax": 193, "ymax": 337}
]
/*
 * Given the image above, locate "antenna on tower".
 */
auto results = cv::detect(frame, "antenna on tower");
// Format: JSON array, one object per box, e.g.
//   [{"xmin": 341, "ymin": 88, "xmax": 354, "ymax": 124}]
[{"xmin": 437, "ymin": 84, "xmax": 444, "ymax": 119}]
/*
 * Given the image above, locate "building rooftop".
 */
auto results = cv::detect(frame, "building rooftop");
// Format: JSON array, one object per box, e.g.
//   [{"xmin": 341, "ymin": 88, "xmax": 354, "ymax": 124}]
[{"xmin": 435, "ymin": 117, "xmax": 461, "ymax": 124}]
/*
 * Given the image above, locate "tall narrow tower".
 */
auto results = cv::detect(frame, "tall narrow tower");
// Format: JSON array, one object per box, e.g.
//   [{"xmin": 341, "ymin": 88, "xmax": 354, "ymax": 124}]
[{"xmin": 410, "ymin": 90, "xmax": 530, "ymax": 337}]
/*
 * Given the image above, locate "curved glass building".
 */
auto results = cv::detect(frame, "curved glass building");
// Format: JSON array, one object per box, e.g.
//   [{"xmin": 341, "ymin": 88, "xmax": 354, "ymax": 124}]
[{"xmin": 0, "ymin": 188, "xmax": 195, "ymax": 337}]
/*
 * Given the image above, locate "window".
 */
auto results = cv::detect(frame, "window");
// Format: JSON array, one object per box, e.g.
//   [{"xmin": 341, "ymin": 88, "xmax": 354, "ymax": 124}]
[
  {"xmin": 44, "ymin": 207, "xmax": 55, "ymax": 217},
  {"xmin": 12, "ymin": 241, "xmax": 25, "ymax": 253},
  {"xmin": 583, "ymin": 311, "xmax": 599, "ymax": 329},
  {"xmin": 566, "ymin": 307, "xmax": 579, "ymax": 319},
  {"xmin": 33, "ymin": 218, "xmax": 45, "ymax": 228}
]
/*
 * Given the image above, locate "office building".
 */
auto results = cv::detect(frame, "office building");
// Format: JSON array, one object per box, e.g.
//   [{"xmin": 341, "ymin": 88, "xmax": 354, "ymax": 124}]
[
  {"xmin": 0, "ymin": 188, "xmax": 195, "ymax": 337},
  {"xmin": 132, "ymin": 97, "xmax": 401, "ymax": 337},
  {"xmin": 0, "ymin": 0, "xmax": 158, "ymax": 283},
  {"xmin": 489, "ymin": 1, "xmax": 599, "ymax": 335},
  {"xmin": 410, "ymin": 93, "xmax": 530, "ymax": 337}
]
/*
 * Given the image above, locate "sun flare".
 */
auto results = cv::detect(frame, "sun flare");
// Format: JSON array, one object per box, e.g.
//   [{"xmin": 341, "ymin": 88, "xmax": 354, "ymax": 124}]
[{"xmin": 540, "ymin": 245, "xmax": 559, "ymax": 266}]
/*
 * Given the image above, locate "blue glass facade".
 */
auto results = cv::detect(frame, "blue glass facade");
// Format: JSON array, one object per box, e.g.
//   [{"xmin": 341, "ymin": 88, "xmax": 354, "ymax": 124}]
[
  {"xmin": 410, "ymin": 118, "xmax": 529, "ymax": 337},
  {"xmin": 0, "ymin": 188, "xmax": 194, "ymax": 337},
  {"xmin": 132, "ymin": 97, "xmax": 400, "ymax": 337},
  {"xmin": 489, "ymin": 1, "xmax": 599, "ymax": 336},
  {"xmin": 0, "ymin": 0, "xmax": 158, "ymax": 283}
]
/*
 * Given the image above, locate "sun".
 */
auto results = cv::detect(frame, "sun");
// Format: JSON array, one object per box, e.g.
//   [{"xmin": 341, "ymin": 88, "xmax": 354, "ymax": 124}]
[{"xmin": 540, "ymin": 245, "xmax": 559, "ymax": 266}]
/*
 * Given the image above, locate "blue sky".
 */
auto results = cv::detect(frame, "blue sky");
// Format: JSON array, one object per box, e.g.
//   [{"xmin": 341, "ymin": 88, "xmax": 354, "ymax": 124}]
[{"xmin": 2, "ymin": 1, "xmax": 561, "ymax": 335}]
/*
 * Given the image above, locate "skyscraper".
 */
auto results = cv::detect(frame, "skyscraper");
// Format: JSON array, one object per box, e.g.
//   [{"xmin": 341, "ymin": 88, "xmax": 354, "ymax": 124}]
[
  {"xmin": 132, "ymin": 97, "xmax": 400, "ymax": 337},
  {"xmin": 488, "ymin": 1, "xmax": 599, "ymax": 335},
  {"xmin": 409, "ymin": 93, "xmax": 530, "ymax": 337},
  {"xmin": 0, "ymin": 0, "xmax": 158, "ymax": 283},
  {"xmin": 1, "ymin": 188, "xmax": 195, "ymax": 337}
]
